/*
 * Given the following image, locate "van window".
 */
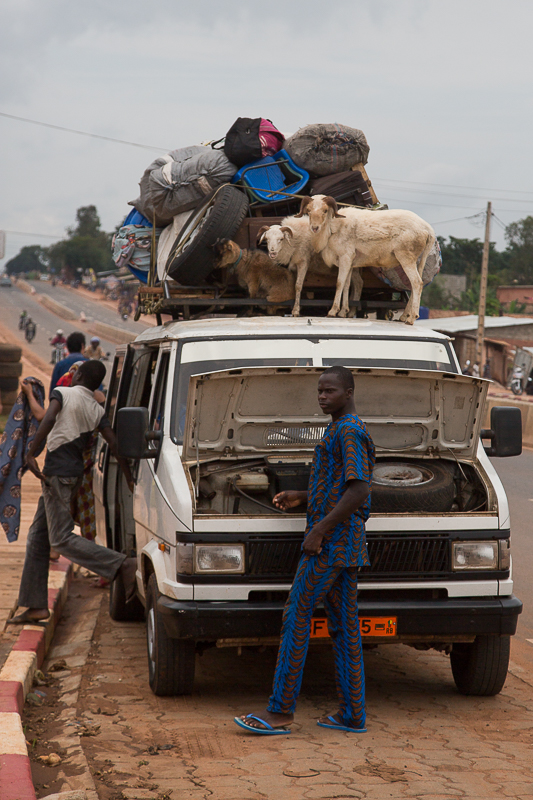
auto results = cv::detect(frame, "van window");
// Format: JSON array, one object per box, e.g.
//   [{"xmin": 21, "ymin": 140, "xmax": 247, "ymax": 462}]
[
  {"xmin": 106, "ymin": 353, "xmax": 125, "ymax": 426},
  {"xmin": 149, "ymin": 352, "xmax": 170, "ymax": 446},
  {"xmin": 128, "ymin": 349, "xmax": 159, "ymax": 408}
]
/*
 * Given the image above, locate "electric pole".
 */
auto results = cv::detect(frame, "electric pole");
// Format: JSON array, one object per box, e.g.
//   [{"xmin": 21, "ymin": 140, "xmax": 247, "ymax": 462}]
[{"xmin": 476, "ymin": 201, "xmax": 491, "ymax": 369}]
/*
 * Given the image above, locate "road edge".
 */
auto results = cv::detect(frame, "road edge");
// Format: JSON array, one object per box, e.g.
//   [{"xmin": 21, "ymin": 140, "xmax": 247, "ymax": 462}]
[{"xmin": 0, "ymin": 558, "xmax": 73, "ymax": 800}]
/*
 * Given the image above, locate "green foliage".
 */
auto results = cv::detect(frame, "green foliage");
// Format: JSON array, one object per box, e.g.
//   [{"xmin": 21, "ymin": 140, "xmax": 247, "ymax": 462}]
[
  {"xmin": 505, "ymin": 298, "xmax": 527, "ymax": 314},
  {"xmin": 47, "ymin": 205, "xmax": 114, "ymax": 277},
  {"xmin": 5, "ymin": 245, "xmax": 48, "ymax": 275},
  {"xmin": 459, "ymin": 276, "xmax": 501, "ymax": 316},
  {"xmin": 504, "ymin": 216, "xmax": 533, "ymax": 284}
]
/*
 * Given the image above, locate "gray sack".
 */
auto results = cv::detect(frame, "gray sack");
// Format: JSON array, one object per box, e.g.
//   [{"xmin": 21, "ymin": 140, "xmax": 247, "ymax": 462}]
[
  {"xmin": 285, "ymin": 123, "xmax": 369, "ymax": 177},
  {"xmin": 130, "ymin": 146, "xmax": 237, "ymax": 227}
]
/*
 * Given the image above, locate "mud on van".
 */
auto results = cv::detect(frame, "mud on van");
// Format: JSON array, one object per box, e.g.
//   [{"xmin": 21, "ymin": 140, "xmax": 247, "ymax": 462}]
[{"xmin": 93, "ymin": 317, "xmax": 522, "ymax": 696}]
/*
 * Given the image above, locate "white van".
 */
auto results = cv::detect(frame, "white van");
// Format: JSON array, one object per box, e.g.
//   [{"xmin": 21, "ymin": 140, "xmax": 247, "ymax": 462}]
[{"xmin": 93, "ymin": 316, "xmax": 522, "ymax": 696}]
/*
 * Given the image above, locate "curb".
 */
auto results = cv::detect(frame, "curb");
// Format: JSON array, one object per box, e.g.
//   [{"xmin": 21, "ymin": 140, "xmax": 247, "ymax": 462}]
[{"xmin": 0, "ymin": 557, "xmax": 73, "ymax": 800}]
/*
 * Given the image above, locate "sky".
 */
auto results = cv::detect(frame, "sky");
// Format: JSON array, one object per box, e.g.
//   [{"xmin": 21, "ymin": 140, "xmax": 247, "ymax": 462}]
[{"xmin": 1, "ymin": 0, "xmax": 533, "ymax": 268}]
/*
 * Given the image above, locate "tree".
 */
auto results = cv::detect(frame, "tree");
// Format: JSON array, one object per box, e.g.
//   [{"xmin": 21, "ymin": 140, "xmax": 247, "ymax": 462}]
[
  {"xmin": 438, "ymin": 236, "xmax": 509, "ymax": 285},
  {"xmin": 4, "ymin": 245, "xmax": 48, "ymax": 275},
  {"xmin": 47, "ymin": 205, "xmax": 114, "ymax": 278},
  {"xmin": 505, "ymin": 216, "xmax": 533, "ymax": 284}
]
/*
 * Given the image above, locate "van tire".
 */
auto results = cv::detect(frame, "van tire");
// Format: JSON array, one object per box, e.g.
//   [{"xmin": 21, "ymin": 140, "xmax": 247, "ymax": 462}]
[
  {"xmin": 371, "ymin": 460, "xmax": 455, "ymax": 513},
  {"xmin": 146, "ymin": 574, "xmax": 196, "ymax": 696},
  {"xmin": 166, "ymin": 185, "xmax": 249, "ymax": 285},
  {"xmin": 450, "ymin": 635, "xmax": 510, "ymax": 696},
  {"xmin": 109, "ymin": 568, "xmax": 145, "ymax": 622}
]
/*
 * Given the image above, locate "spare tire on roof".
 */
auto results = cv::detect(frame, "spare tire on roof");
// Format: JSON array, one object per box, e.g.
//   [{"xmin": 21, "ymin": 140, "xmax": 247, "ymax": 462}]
[
  {"xmin": 0, "ymin": 363, "xmax": 22, "ymax": 378},
  {"xmin": 284, "ymin": 123, "xmax": 369, "ymax": 177},
  {"xmin": 0, "ymin": 344, "xmax": 22, "ymax": 363},
  {"xmin": 370, "ymin": 238, "xmax": 442, "ymax": 293},
  {"xmin": 371, "ymin": 460, "xmax": 455, "ymax": 514},
  {"xmin": 165, "ymin": 185, "xmax": 249, "ymax": 285}
]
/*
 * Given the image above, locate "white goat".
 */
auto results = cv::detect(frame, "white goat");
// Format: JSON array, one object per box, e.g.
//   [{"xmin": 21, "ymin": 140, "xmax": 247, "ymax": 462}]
[
  {"xmin": 258, "ymin": 216, "xmax": 363, "ymax": 317},
  {"xmin": 297, "ymin": 195, "xmax": 436, "ymax": 323}
]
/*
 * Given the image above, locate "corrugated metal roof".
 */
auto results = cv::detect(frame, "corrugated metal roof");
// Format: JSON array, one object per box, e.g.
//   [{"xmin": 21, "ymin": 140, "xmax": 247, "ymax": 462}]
[{"xmin": 414, "ymin": 315, "xmax": 533, "ymax": 334}]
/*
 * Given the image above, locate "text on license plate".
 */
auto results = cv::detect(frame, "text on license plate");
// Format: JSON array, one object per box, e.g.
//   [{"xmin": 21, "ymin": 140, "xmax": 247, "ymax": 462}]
[{"xmin": 310, "ymin": 617, "xmax": 397, "ymax": 638}]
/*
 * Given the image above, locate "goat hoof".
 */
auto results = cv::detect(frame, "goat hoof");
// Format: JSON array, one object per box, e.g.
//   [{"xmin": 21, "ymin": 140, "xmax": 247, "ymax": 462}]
[{"xmin": 327, "ymin": 309, "xmax": 339, "ymax": 318}]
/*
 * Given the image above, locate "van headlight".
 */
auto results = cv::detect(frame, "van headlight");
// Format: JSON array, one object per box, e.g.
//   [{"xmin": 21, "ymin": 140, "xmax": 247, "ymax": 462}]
[
  {"xmin": 194, "ymin": 544, "xmax": 245, "ymax": 574},
  {"xmin": 452, "ymin": 541, "xmax": 498, "ymax": 570}
]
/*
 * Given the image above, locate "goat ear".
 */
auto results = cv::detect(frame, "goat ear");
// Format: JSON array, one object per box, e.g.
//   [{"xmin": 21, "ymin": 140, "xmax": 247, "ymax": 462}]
[
  {"xmin": 280, "ymin": 226, "xmax": 293, "ymax": 238},
  {"xmin": 323, "ymin": 196, "xmax": 343, "ymax": 218},
  {"xmin": 257, "ymin": 225, "xmax": 270, "ymax": 245},
  {"xmin": 294, "ymin": 196, "xmax": 312, "ymax": 218}
]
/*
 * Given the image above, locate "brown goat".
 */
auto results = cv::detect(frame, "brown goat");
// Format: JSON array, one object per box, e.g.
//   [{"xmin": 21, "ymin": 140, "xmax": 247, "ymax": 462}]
[{"xmin": 212, "ymin": 239, "xmax": 295, "ymax": 313}]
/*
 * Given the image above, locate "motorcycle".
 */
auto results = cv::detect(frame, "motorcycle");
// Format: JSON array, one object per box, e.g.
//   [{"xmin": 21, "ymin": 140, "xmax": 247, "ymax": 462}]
[
  {"xmin": 25, "ymin": 321, "xmax": 36, "ymax": 343},
  {"xmin": 19, "ymin": 315, "xmax": 27, "ymax": 330},
  {"xmin": 510, "ymin": 369, "xmax": 524, "ymax": 395},
  {"xmin": 50, "ymin": 341, "xmax": 67, "ymax": 364}
]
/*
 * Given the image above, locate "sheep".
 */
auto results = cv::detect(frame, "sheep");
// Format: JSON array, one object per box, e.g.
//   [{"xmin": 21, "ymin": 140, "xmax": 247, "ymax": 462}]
[
  {"xmin": 258, "ymin": 216, "xmax": 363, "ymax": 317},
  {"xmin": 212, "ymin": 238, "xmax": 295, "ymax": 314},
  {"xmin": 296, "ymin": 195, "xmax": 436, "ymax": 323}
]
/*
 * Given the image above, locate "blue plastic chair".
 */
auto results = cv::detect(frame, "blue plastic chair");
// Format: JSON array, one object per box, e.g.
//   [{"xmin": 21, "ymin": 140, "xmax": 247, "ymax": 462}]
[{"xmin": 231, "ymin": 149, "xmax": 309, "ymax": 204}]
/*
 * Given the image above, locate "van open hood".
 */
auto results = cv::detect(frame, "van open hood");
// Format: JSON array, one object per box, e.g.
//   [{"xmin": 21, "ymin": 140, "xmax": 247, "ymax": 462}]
[{"xmin": 183, "ymin": 367, "xmax": 488, "ymax": 461}]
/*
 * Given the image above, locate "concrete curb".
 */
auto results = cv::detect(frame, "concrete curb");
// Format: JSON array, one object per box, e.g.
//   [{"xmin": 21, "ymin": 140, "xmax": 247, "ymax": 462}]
[
  {"xmin": 0, "ymin": 557, "xmax": 73, "ymax": 800},
  {"xmin": 88, "ymin": 320, "xmax": 137, "ymax": 345},
  {"xmin": 38, "ymin": 294, "xmax": 78, "ymax": 322}
]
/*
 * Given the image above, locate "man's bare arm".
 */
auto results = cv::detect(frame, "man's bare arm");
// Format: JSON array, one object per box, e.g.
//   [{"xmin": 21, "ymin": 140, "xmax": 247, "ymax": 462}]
[{"xmin": 101, "ymin": 426, "xmax": 134, "ymax": 492}]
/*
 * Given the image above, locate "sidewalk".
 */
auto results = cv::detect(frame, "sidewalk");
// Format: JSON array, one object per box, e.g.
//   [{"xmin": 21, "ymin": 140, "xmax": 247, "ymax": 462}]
[{"xmin": 0, "ymin": 331, "xmax": 74, "ymax": 800}]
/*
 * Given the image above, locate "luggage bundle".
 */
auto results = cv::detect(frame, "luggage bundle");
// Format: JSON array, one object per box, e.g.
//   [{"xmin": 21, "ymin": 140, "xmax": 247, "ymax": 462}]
[{"xmin": 116, "ymin": 116, "xmax": 437, "ymax": 305}]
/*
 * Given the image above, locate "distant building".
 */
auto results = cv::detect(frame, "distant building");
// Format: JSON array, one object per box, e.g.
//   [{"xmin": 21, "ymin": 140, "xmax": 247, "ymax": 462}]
[{"xmin": 496, "ymin": 286, "xmax": 533, "ymax": 313}]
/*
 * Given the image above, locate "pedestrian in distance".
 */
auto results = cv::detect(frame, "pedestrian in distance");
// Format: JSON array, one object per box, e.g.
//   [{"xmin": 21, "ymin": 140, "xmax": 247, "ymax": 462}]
[
  {"xmin": 235, "ymin": 365, "xmax": 375, "ymax": 735},
  {"xmin": 8, "ymin": 359, "xmax": 136, "ymax": 625},
  {"xmin": 49, "ymin": 331, "xmax": 88, "ymax": 396}
]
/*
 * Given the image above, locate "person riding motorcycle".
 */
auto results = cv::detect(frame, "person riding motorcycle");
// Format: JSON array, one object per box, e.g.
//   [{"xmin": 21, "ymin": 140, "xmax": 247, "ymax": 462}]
[
  {"xmin": 24, "ymin": 317, "xmax": 36, "ymax": 342},
  {"xmin": 51, "ymin": 329, "xmax": 66, "ymax": 347},
  {"xmin": 85, "ymin": 336, "xmax": 105, "ymax": 361}
]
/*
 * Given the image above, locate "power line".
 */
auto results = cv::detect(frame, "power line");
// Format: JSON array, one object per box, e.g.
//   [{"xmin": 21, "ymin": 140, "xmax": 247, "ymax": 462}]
[
  {"xmin": 429, "ymin": 213, "xmax": 485, "ymax": 226},
  {"xmin": 377, "ymin": 182, "xmax": 533, "ymax": 204},
  {"xmin": 2, "ymin": 230, "xmax": 63, "ymax": 238},
  {"xmin": 375, "ymin": 176, "xmax": 533, "ymax": 196},
  {"xmin": 0, "ymin": 111, "xmax": 169, "ymax": 152}
]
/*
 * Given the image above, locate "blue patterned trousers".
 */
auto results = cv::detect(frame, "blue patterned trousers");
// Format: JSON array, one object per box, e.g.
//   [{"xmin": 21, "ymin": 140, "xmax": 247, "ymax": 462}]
[{"xmin": 267, "ymin": 552, "xmax": 365, "ymax": 726}]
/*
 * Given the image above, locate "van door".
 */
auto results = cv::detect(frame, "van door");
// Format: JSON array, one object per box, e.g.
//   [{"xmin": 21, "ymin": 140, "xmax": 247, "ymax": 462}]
[{"xmin": 93, "ymin": 346, "xmax": 133, "ymax": 547}]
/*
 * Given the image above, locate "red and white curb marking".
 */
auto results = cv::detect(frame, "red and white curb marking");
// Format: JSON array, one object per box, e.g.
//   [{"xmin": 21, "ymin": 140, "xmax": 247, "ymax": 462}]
[{"xmin": 0, "ymin": 558, "xmax": 72, "ymax": 800}]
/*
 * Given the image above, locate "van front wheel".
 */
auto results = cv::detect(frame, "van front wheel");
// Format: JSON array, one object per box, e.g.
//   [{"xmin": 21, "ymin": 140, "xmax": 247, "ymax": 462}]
[
  {"xmin": 146, "ymin": 574, "xmax": 196, "ymax": 696},
  {"xmin": 450, "ymin": 635, "xmax": 510, "ymax": 696}
]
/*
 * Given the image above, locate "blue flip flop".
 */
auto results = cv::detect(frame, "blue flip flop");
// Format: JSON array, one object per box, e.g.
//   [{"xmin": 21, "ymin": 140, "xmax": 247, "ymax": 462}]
[
  {"xmin": 234, "ymin": 715, "xmax": 292, "ymax": 735},
  {"xmin": 317, "ymin": 715, "xmax": 367, "ymax": 733}
]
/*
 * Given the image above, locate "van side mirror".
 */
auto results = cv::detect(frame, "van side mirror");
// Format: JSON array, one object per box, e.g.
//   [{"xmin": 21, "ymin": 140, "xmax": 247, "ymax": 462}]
[
  {"xmin": 117, "ymin": 407, "xmax": 160, "ymax": 459},
  {"xmin": 481, "ymin": 406, "xmax": 522, "ymax": 457}
]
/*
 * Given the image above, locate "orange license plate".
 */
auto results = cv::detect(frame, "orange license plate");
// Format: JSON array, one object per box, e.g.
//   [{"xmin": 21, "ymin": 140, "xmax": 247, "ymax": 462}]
[{"xmin": 310, "ymin": 617, "xmax": 397, "ymax": 638}]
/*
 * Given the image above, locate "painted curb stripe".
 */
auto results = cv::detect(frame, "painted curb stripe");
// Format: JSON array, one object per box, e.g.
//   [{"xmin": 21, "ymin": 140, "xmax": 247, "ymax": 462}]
[
  {"xmin": 0, "ymin": 558, "xmax": 73, "ymax": 800},
  {"xmin": 0, "ymin": 754, "xmax": 36, "ymax": 800}
]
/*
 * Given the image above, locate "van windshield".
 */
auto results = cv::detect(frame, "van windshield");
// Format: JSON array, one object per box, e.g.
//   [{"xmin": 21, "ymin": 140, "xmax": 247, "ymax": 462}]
[{"xmin": 171, "ymin": 337, "xmax": 454, "ymax": 443}]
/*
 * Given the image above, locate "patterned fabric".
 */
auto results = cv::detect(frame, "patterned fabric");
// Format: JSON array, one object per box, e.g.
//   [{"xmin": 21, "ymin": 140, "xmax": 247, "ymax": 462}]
[
  {"xmin": 0, "ymin": 378, "xmax": 45, "ymax": 542},
  {"xmin": 70, "ymin": 432, "xmax": 97, "ymax": 540},
  {"xmin": 267, "ymin": 552, "xmax": 365, "ymax": 726},
  {"xmin": 306, "ymin": 413, "xmax": 375, "ymax": 568}
]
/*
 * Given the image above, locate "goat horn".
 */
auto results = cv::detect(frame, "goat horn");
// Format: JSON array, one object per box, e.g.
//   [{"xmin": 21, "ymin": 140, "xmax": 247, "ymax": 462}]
[
  {"xmin": 257, "ymin": 225, "xmax": 270, "ymax": 244},
  {"xmin": 323, "ymin": 196, "xmax": 343, "ymax": 218},
  {"xmin": 280, "ymin": 226, "xmax": 293, "ymax": 237},
  {"xmin": 294, "ymin": 196, "xmax": 313, "ymax": 218}
]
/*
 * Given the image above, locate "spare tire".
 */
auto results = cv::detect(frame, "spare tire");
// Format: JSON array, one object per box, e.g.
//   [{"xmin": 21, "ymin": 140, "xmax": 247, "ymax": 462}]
[
  {"xmin": 166, "ymin": 185, "xmax": 249, "ymax": 285},
  {"xmin": 0, "ymin": 362, "xmax": 22, "ymax": 378},
  {"xmin": 371, "ymin": 460, "xmax": 455, "ymax": 513},
  {"xmin": 1, "ymin": 389, "xmax": 21, "ymax": 408},
  {"xmin": 0, "ymin": 344, "xmax": 22, "ymax": 363}
]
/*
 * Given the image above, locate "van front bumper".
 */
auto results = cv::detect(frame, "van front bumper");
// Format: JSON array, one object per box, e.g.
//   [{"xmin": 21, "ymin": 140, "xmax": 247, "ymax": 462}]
[{"xmin": 157, "ymin": 595, "xmax": 522, "ymax": 641}]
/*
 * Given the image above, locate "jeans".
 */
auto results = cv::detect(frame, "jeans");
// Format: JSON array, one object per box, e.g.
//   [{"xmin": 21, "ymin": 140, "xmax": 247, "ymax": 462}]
[{"xmin": 18, "ymin": 475, "xmax": 126, "ymax": 609}]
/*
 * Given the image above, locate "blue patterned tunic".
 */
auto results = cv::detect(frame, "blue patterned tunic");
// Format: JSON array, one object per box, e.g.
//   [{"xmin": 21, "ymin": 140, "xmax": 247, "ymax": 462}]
[{"xmin": 306, "ymin": 413, "xmax": 375, "ymax": 567}]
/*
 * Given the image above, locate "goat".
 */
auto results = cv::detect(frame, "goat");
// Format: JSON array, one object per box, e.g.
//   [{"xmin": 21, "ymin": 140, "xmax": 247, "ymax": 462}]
[
  {"xmin": 258, "ymin": 217, "xmax": 363, "ymax": 317},
  {"xmin": 212, "ymin": 239, "xmax": 295, "ymax": 314},
  {"xmin": 296, "ymin": 195, "xmax": 436, "ymax": 323}
]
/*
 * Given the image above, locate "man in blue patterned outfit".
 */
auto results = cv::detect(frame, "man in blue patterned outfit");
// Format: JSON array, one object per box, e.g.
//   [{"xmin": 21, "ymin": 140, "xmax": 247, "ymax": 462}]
[{"xmin": 236, "ymin": 365, "xmax": 375, "ymax": 735}]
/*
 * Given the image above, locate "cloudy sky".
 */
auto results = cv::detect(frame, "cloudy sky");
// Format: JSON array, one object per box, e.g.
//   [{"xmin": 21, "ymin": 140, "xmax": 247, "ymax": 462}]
[{"xmin": 1, "ymin": 0, "xmax": 532, "ymax": 268}]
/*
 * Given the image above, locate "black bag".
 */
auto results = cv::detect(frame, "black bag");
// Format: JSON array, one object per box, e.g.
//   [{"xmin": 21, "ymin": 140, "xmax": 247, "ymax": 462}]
[
  {"xmin": 309, "ymin": 170, "xmax": 373, "ymax": 207},
  {"xmin": 221, "ymin": 118, "xmax": 263, "ymax": 168}
]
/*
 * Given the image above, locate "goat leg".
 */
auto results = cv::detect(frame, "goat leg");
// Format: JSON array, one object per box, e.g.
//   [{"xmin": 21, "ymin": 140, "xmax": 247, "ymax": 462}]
[
  {"xmin": 347, "ymin": 269, "xmax": 364, "ymax": 318},
  {"xmin": 291, "ymin": 258, "xmax": 309, "ymax": 317},
  {"xmin": 397, "ymin": 257, "xmax": 424, "ymax": 325},
  {"xmin": 328, "ymin": 256, "xmax": 353, "ymax": 317}
]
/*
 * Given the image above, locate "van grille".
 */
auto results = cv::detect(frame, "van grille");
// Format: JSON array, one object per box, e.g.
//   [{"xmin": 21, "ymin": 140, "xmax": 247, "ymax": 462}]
[
  {"xmin": 247, "ymin": 535, "xmax": 450, "ymax": 579},
  {"xmin": 265, "ymin": 426, "xmax": 326, "ymax": 446}
]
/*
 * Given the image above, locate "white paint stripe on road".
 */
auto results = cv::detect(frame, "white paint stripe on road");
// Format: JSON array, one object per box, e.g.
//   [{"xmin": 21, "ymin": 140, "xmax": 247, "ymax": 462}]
[{"xmin": 526, "ymin": 639, "xmax": 533, "ymax": 644}]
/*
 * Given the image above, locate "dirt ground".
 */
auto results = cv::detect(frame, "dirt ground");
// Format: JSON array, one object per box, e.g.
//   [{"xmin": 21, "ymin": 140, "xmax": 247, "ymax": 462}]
[{"xmin": 23, "ymin": 571, "xmax": 533, "ymax": 800}]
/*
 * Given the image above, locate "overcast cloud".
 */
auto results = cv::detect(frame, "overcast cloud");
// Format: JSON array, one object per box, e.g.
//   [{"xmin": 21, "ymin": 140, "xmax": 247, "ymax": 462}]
[{"xmin": 1, "ymin": 0, "xmax": 532, "ymax": 266}]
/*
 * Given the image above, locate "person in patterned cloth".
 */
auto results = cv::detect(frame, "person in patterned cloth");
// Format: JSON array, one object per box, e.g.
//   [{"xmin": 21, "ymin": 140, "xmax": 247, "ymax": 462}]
[{"xmin": 235, "ymin": 366, "xmax": 375, "ymax": 735}]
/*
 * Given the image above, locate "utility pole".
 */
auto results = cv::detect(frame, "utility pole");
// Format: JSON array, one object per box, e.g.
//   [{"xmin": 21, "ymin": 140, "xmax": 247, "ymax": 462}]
[{"xmin": 476, "ymin": 201, "xmax": 492, "ymax": 369}]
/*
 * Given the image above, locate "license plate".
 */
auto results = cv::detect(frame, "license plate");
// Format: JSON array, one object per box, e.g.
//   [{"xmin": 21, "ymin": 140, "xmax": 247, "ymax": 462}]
[{"xmin": 310, "ymin": 616, "xmax": 397, "ymax": 638}]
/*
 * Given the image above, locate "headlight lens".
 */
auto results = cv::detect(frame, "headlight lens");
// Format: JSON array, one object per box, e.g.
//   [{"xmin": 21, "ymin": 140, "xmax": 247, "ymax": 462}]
[
  {"xmin": 194, "ymin": 544, "xmax": 245, "ymax": 574},
  {"xmin": 498, "ymin": 539, "xmax": 511, "ymax": 570},
  {"xmin": 452, "ymin": 541, "xmax": 498, "ymax": 570}
]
